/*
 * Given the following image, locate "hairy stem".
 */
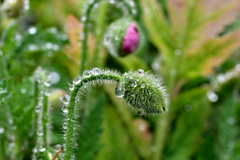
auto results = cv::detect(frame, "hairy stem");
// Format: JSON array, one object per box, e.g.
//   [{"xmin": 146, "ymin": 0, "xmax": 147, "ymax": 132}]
[
  {"xmin": 33, "ymin": 69, "xmax": 50, "ymax": 160},
  {"xmin": 64, "ymin": 72, "xmax": 121, "ymax": 160}
]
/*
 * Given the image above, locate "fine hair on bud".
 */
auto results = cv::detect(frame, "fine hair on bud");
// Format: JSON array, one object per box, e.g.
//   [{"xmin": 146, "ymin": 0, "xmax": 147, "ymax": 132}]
[{"xmin": 115, "ymin": 69, "xmax": 169, "ymax": 116}]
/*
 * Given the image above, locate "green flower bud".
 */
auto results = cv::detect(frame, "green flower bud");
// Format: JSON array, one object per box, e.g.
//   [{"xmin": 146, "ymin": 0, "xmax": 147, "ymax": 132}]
[
  {"xmin": 115, "ymin": 69, "xmax": 169, "ymax": 116},
  {"xmin": 104, "ymin": 17, "xmax": 139, "ymax": 57}
]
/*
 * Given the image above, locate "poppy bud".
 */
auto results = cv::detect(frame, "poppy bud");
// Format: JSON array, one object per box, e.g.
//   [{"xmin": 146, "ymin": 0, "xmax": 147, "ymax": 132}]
[
  {"xmin": 104, "ymin": 17, "xmax": 139, "ymax": 57},
  {"xmin": 115, "ymin": 69, "xmax": 169, "ymax": 116}
]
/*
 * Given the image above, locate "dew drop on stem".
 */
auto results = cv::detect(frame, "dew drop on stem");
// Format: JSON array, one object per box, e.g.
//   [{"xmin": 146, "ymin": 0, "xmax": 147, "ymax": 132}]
[
  {"xmin": 92, "ymin": 68, "xmax": 102, "ymax": 75},
  {"xmin": 83, "ymin": 71, "xmax": 91, "ymax": 78},
  {"xmin": 63, "ymin": 95, "xmax": 70, "ymax": 105},
  {"xmin": 69, "ymin": 83, "xmax": 74, "ymax": 91},
  {"xmin": 62, "ymin": 105, "xmax": 68, "ymax": 113},
  {"xmin": 73, "ymin": 76, "xmax": 81, "ymax": 85}
]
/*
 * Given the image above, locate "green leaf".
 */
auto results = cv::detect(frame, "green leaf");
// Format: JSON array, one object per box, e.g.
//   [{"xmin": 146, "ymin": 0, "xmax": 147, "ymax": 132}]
[
  {"xmin": 77, "ymin": 93, "xmax": 105, "ymax": 160},
  {"xmin": 163, "ymin": 88, "xmax": 210, "ymax": 160},
  {"xmin": 15, "ymin": 27, "xmax": 68, "ymax": 54},
  {"xmin": 140, "ymin": 0, "xmax": 174, "ymax": 62},
  {"xmin": 182, "ymin": 30, "xmax": 240, "ymax": 77},
  {"xmin": 96, "ymin": 105, "xmax": 138, "ymax": 160}
]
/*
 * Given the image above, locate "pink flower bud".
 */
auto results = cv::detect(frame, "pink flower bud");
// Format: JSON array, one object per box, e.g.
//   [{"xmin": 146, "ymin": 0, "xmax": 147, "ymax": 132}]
[
  {"xmin": 122, "ymin": 23, "xmax": 139, "ymax": 55},
  {"xmin": 104, "ymin": 18, "xmax": 140, "ymax": 57}
]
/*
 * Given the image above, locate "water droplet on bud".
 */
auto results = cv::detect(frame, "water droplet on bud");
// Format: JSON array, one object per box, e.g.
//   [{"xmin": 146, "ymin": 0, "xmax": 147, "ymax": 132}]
[
  {"xmin": 115, "ymin": 82, "xmax": 125, "ymax": 98},
  {"xmin": 141, "ymin": 83, "xmax": 145, "ymax": 88},
  {"xmin": 137, "ymin": 69, "xmax": 144, "ymax": 76},
  {"xmin": 130, "ymin": 80, "xmax": 137, "ymax": 87}
]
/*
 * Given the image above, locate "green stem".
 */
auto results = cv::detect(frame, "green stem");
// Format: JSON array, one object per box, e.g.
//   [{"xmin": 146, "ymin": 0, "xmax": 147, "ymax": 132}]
[
  {"xmin": 80, "ymin": 0, "xmax": 99, "ymax": 74},
  {"xmin": 42, "ymin": 84, "xmax": 48, "ymax": 148},
  {"xmin": 33, "ymin": 69, "xmax": 50, "ymax": 160},
  {"xmin": 92, "ymin": 2, "xmax": 108, "ymax": 67},
  {"xmin": 64, "ymin": 72, "xmax": 121, "ymax": 160}
]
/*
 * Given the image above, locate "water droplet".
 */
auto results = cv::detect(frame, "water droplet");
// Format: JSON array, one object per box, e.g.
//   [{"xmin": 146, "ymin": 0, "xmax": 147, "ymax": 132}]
[
  {"xmin": 184, "ymin": 104, "xmax": 192, "ymax": 112},
  {"xmin": 21, "ymin": 88, "xmax": 26, "ymax": 94},
  {"xmin": 24, "ymin": 0, "xmax": 30, "ymax": 10},
  {"xmin": 115, "ymin": 82, "xmax": 125, "ymax": 98},
  {"xmin": 28, "ymin": 27, "xmax": 37, "ymax": 34},
  {"xmin": 44, "ymin": 80, "xmax": 51, "ymax": 87},
  {"xmin": 151, "ymin": 146, "xmax": 157, "ymax": 152},
  {"xmin": 32, "ymin": 147, "xmax": 37, "ymax": 153},
  {"xmin": 137, "ymin": 69, "xmax": 144, "ymax": 76},
  {"xmin": 81, "ymin": 16, "xmax": 87, "ymax": 22},
  {"xmin": 37, "ymin": 129, "xmax": 43, "ymax": 136},
  {"xmin": 174, "ymin": 49, "xmax": 181, "ymax": 55},
  {"xmin": 63, "ymin": 122, "xmax": 67, "ymax": 129},
  {"xmin": 130, "ymin": 80, "xmax": 137, "ymax": 87},
  {"xmin": 63, "ymin": 95, "xmax": 70, "ymax": 105},
  {"xmin": 39, "ymin": 147, "xmax": 46, "ymax": 152},
  {"xmin": 83, "ymin": 71, "xmax": 91, "ymax": 78},
  {"xmin": 45, "ymin": 89, "xmax": 50, "ymax": 96},
  {"xmin": 141, "ymin": 83, "xmax": 145, "ymax": 88},
  {"xmin": 0, "ymin": 127, "xmax": 4, "ymax": 134},
  {"xmin": 207, "ymin": 90, "xmax": 218, "ymax": 102},
  {"xmin": 92, "ymin": 68, "xmax": 102, "ymax": 75},
  {"xmin": 49, "ymin": 72, "xmax": 60, "ymax": 84},
  {"xmin": 73, "ymin": 76, "xmax": 81, "ymax": 85},
  {"xmin": 35, "ymin": 105, "xmax": 41, "ymax": 113},
  {"xmin": 62, "ymin": 105, "xmax": 68, "ymax": 113},
  {"xmin": 235, "ymin": 64, "xmax": 240, "ymax": 72},
  {"xmin": 138, "ymin": 108, "xmax": 145, "ymax": 115},
  {"xmin": 54, "ymin": 144, "xmax": 62, "ymax": 151},
  {"xmin": 217, "ymin": 74, "xmax": 226, "ymax": 83},
  {"xmin": 69, "ymin": 83, "xmax": 74, "ymax": 91},
  {"xmin": 227, "ymin": 117, "xmax": 234, "ymax": 125},
  {"xmin": 28, "ymin": 44, "xmax": 37, "ymax": 51}
]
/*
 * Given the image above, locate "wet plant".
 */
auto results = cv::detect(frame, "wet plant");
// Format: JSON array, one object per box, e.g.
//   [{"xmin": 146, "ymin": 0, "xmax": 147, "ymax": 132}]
[
  {"xmin": 62, "ymin": 68, "xmax": 168, "ymax": 159},
  {"xmin": 1, "ymin": 0, "xmax": 240, "ymax": 160}
]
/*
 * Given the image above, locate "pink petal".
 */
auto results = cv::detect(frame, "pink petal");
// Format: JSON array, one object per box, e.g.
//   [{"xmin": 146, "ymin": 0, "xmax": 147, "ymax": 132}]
[{"xmin": 122, "ymin": 23, "xmax": 139, "ymax": 54}]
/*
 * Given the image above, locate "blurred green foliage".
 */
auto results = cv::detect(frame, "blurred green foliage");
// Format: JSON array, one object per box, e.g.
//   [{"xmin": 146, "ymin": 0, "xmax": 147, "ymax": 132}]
[{"xmin": 1, "ymin": 0, "xmax": 240, "ymax": 160}]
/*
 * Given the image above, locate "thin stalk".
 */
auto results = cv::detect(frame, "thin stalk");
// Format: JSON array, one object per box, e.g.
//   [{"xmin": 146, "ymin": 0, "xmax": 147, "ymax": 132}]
[
  {"xmin": 33, "ymin": 69, "xmax": 50, "ymax": 160},
  {"xmin": 92, "ymin": 2, "xmax": 108, "ymax": 66},
  {"xmin": 42, "ymin": 84, "xmax": 48, "ymax": 148},
  {"xmin": 80, "ymin": 0, "xmax": 99, "ymax": 74},
  {"xmin": 64, "ymin": 72, "xmax": 121, "ymax": 160}
]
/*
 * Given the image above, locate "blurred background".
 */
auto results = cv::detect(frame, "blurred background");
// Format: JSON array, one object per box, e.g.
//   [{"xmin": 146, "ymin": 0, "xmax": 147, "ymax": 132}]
[{"xmin": 1, "ymin": 0, "xmax": 240, "ymax": 159}]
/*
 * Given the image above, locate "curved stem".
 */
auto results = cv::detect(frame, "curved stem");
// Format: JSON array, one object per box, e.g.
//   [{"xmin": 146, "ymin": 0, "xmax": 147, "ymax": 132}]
[
  {"xmin": 64, "ymin": 72, "xmax": 121, "ymax": 160},
  {"xmin": 80, "ymin": 0, "xmax": 137, "ymax": 74}
]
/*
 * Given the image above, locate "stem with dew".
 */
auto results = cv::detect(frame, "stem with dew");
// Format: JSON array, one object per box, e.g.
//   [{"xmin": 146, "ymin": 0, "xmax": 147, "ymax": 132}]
[
  {"xmin": 33, "ymin": 68, "xmax": 50, "ymax": 160},
  {"xmin": 64, "ymin": 72, "xmax": 121, "ymax": 160}
]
